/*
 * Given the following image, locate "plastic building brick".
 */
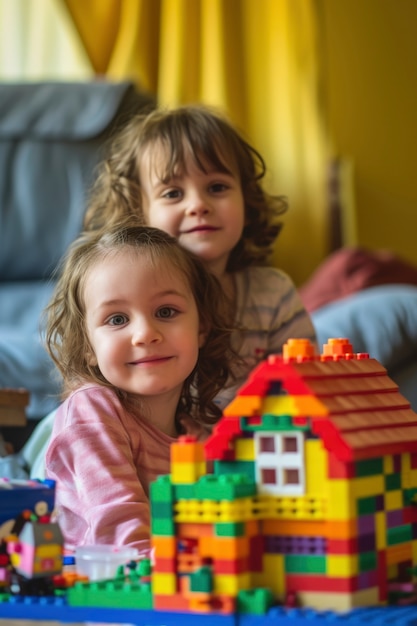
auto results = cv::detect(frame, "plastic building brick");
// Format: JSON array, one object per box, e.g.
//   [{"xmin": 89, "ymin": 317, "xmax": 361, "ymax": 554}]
[
  {"xmin": 68, "ymin": 576, "xmax": 153, "ymax": 609},
  {"xmin": 194, "ymin": 474, "xmax": 257, "ymax": 500}
]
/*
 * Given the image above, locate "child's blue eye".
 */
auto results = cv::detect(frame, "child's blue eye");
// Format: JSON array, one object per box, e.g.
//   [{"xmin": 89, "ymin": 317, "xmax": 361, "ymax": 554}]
[
  {"xmin": 108, "ymin": 314, "xmax": 128, "ymax": 326},
  {"xmin": 156, "ymin": 307, "xmax": 177, "ymax": 319}
]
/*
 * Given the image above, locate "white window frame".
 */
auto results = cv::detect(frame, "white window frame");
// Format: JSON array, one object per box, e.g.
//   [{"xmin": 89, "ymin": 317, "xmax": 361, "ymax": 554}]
[{"xmin": 254, "ymin": 430, "xmax": 305, "ymax": 496}]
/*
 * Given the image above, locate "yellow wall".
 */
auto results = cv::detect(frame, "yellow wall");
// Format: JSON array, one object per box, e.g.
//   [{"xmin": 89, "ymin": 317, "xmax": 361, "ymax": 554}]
[{"xmin": 318, "ymin": 0, "xmax": 417, "ymax": 266}]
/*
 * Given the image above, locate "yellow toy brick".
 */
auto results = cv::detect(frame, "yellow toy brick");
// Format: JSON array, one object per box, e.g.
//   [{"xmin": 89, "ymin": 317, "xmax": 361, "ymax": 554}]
[
  {"xmin": 305, "ymin": 439, "xmax": 327, "ymax": 494},
  {"xmin": 327, "ymin": 554, "xmax": 358, "ymax": 577},
  {"xmin": 252, "ymin": 553, "xmax": 285, "ymax": 598},
  {"xmin": 384, "ymin": 490, "xmax": 403, "ymax": 511},
  {"xmin": 213, "ymin": 573, "xmax": 251, "ymax": 595},
  {"xmin": 375, "ymin": 511, "xmax": 387, "ymax": 550},
  {"xmin": 383, "ymin": 455, "xmax": 394, "ymax": 474},
  {"xmin": 152, "ymin": 572, "xmax": 177, "ymax": 595},
  {"xmin": 171, "ymin": 461, "xmax": 206, "ymax": 484},
  {"xmin": 327, "ymin": 479, "xmax": 354, "ymax": 520},
  {"xmin": 352, "ymin": 475, "xmax": 385, "ymax": 499},
  {"xmin": 262, "ymin": 395, "xmax": 298, "ymax": 415},
  {"xmin": 235, "ymin": 437, "xmax": 255, "ymax": 461}
]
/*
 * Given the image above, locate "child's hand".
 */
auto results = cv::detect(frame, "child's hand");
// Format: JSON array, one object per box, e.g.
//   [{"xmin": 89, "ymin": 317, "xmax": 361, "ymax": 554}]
[{"xmin": 178, "ymin": 416, "xmax": 211, "ymax": 442}]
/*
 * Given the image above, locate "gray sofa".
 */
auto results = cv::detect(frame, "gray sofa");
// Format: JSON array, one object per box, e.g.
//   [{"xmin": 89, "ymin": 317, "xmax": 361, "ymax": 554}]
[{"xmin": 0, "ymin": 80, "xmax": 154, "ymax": 447}]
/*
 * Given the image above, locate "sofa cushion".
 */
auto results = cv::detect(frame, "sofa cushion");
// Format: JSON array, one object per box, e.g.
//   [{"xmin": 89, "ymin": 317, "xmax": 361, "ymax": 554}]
[
  {"xmin": 0, "ymin": 80, "xmax": 154, "ymax": 282},
  {"xmin": 0, "ymin": 281, "xmax": 60, "ymax": 419}
]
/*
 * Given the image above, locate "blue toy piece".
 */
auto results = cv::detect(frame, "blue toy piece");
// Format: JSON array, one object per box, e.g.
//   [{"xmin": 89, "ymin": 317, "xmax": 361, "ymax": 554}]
[
  {"xmin": 0, "ymin": 479, "xmax": 55, "ymax": 527},
  {"xmin": 1, "ymin": 600, "xmax": 417, "ymax": 625}
]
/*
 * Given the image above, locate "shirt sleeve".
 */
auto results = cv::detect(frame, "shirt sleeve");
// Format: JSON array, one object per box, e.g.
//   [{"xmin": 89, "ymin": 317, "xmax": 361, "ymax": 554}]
[
  {"xmin": 266, "ymin": 269, "xmax": 318, "ymax": 353},
  {"xmin": 45, "ymin": 388, "xmax": 151, "ymax": 557}
]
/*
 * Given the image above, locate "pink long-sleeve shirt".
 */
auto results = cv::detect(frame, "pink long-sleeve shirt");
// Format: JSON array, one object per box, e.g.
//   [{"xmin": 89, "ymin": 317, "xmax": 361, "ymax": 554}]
[{"xmin": 45, "ymin": 384, "xmax": 175, "ymax": 557}]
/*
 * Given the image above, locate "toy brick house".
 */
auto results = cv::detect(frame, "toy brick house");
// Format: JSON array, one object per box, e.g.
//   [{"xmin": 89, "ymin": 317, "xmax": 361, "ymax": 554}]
[{"xmin": 150, "ymin": 338, "xmax": 417, "ymax": 613}]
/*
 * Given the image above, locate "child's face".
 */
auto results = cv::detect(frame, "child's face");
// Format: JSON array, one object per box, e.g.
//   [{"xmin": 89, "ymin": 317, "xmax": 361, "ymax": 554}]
[
  {"xmin": 83, "ymin": 250, "xmax": 205, "ymax": 429},
  {"xmin": 139, "ymin": 146, "xmax": 245, "ymax": 277}
]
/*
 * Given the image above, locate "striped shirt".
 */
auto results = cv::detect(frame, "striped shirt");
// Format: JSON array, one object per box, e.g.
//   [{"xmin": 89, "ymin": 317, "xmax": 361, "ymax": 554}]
[{"xmin": 215, "ymin": 266, "xmax": 317, "ymax": 409}]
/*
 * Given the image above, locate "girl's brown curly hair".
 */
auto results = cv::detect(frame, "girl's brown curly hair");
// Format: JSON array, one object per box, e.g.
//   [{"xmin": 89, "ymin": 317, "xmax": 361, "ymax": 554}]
[
  {"xmin": 84, "ymin": 104, "xmax": 287, "ymax": 272},
  {"xmin": 45, "ymin": 221, "xmax": 236, "ymax": 426}
]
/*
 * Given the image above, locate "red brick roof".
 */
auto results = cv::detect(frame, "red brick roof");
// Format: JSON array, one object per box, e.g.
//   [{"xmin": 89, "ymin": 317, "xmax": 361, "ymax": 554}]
[{"xmin": 205, "ymin": 341, "xmax": 417, "ymax": 463}]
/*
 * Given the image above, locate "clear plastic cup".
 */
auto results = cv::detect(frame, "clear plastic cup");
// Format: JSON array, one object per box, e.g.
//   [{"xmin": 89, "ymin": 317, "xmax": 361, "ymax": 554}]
[{"xmin": 75, "ymin": 545, "xmax": 139, "ymax": 581}]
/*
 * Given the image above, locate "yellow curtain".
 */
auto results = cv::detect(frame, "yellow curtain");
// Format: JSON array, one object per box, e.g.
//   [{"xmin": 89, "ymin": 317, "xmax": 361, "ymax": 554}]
[{"xmin": 63, "ymin": 0, "xmax": 327, "ymax": 285}]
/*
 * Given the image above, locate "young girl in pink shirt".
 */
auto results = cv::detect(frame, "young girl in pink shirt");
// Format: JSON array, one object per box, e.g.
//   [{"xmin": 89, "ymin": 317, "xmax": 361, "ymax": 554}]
[{"xmin": 44, "ymin": 222, "xmax": 234, "ymax": 556}]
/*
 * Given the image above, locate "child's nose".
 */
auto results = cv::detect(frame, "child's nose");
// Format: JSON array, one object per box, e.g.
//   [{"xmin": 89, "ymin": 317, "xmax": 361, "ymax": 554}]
[
  {"xmin": 131, "ymin": 319, "xmax": 162, "ymax": 345},
  {"xmin": 186, "ymin": 192, "xmax": 210, "ymax": 216}
]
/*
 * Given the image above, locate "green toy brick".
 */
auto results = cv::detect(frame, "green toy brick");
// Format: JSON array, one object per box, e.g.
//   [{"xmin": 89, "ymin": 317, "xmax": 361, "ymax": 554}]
[
  {"xmin": 214, "ymin": 460, "xmax": 255, "ymax": 483},
  {"xmin": 357, "ymin": 496, "xmax": 379, "ymax": 515},
  {"xmin": 285, "ymin": 554, "xmax": 326, "ymax": 574},
  {"xmin": 138, "ymin": 558, "xmax": 152, "ymax": 577},
  {"xmin": 359, "ymin": 550, "xmax": 377, "ymax": 572},
  {"xmin": 404, "ymin": 487, "xmax": 417, "ymax": 505},
  {"xmin": 189, "ymin": 566, "xmax": 213, "ymax": 593},
  {"xmin": 385, "ymin": 473, "xmax": 401, "ymax": 491},
  {"xmin": 150, "ymin": 501, "xmax": 173, "ymax": 519},
  {"xmin": 355, "ymin": 458, "xmax": 383, "ymax": 478},
  {"xmin": 241, "ymin": 414, "xmax": 308, "ymax": 432},
  {"xmin": 68, "ymin": 579, "xmax": 153, "ymax": 609},
  {"xmin": 151, "ymin": 517, "xmax": 175, "ymax": 535},
  {"xmin": 174, "ymin": 483, "xmax": 196, "ymax": 499},
  {"xmin": 237, "ymin": 588, "xmax": 274, "ymax": 614},
  {"xmin": 214, "ymin": 522, "xmax": 245, "ymax": 537},
  {"xmin": 387, "ymin": 524, "xmax": 413, "ymax": 546},
  {"xmin": 194, "ymin": 474, "xmax": 256, "ymax": 500},
  {"xmin": 150, "ymin": 475, "xmax": 174, "ymax": 502}
]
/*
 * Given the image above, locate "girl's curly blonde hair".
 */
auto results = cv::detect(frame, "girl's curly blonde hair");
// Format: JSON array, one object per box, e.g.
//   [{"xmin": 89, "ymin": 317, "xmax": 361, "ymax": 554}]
[
  {"xmin": 45, "ymin": 221, "xmax": 235, "ymax": 426},
  {"xmin": 84, "ymin": 104, "xmax": 287, "ymax": 272}
]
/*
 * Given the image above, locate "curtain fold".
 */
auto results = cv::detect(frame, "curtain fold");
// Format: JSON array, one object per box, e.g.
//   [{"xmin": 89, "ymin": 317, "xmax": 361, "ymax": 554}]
[
  {"xmin": 0, "ymin": 0, "xmax": 92, "ymax": 80},
  {"xmin": 63, "ymin": 0, "xmax": 327, "ymax": 284}
]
